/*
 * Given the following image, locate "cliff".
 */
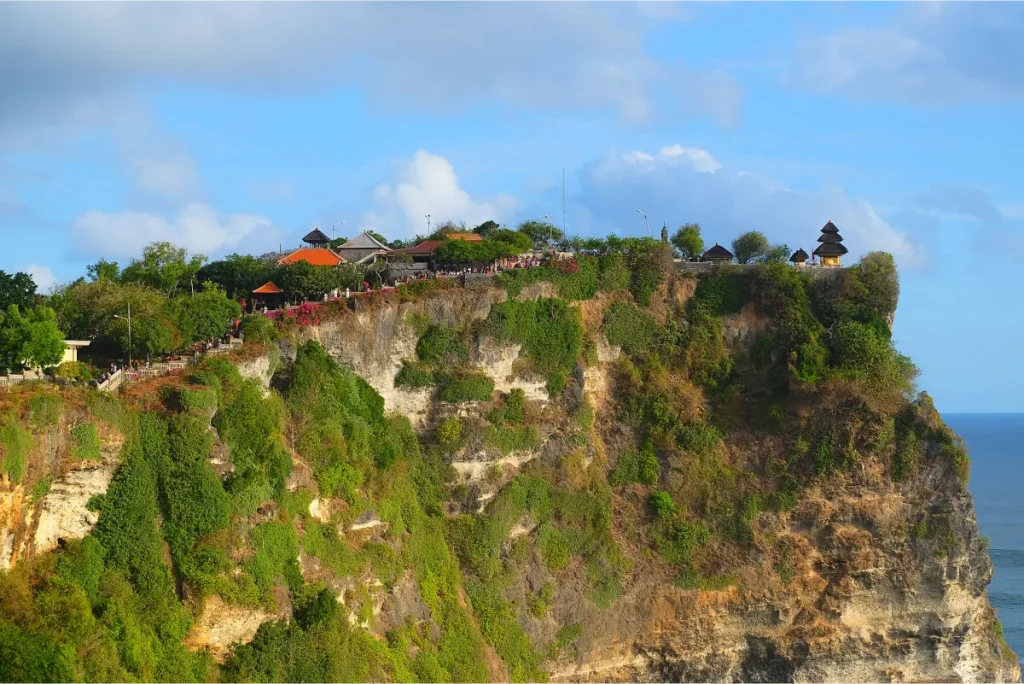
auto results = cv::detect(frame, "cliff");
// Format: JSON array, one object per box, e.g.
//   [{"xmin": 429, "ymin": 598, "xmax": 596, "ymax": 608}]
[{"xmin": 0, "ymin": 258, "xmax": 1017, "ymax": 683}]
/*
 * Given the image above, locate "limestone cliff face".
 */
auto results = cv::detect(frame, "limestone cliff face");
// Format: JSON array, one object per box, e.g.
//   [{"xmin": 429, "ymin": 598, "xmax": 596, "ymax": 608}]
[{"xmin": 275, "ymin": 283, "xmax": 1016, "ymax": 684}]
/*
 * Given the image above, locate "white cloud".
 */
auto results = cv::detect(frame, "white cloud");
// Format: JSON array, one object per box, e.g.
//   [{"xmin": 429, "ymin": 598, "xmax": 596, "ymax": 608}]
[
  {"xmin": 71, "ymin": 202, "xmax": 282, "ymax": 260},
  {"xmin": 788, "ymin": 3, "xmax": 1024, "ymax": 104},
  {"xmin": 248, "ymin": 179, "xmax": 295, "ymax": 202},
  {"xmin": 22, "ymin": 264, "xmax": 57, "ymax": 293},
  {"xmin": 0, "ymin": 2, "xmax": 742, "ymax": 142},
  {"xmin": 132, "ymin": 153, "xmax": 200, "ymax": 200},
  {"xmin": 365, "ymin": 150, "xmax": 519, "ymax": 239},
  {"xmin": 570, "ymin": 144, "xmax": 925, "ymax": 268}
]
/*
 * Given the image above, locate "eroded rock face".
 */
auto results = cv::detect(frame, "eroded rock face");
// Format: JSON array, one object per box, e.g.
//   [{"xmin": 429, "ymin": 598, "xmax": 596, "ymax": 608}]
[
  {"xmin": 184, "ymin": 595, "xmax": 274, "ymax": 663},
  {"xmin": 32, "ymin": 460, "xmax": 118, "ymax": 556}
]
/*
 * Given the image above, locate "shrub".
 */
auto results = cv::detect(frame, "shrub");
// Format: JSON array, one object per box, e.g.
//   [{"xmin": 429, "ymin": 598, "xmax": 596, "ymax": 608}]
[
  {"xmin": 71, "ymin": 423, "xmax": 102, "ymax": 461},
  {"xmin": 416, "ymin": 325, "xmax": 468, "ymax": 365},
  {"xmin": 30, "ymin": 394, "xmax": 63, "ymax": 428},
  {"xmin": 436, "ymin": 371, "xmax": 494, "ymax": 403},
  {"xmin": 598, "ymin": 252, "xmax": 630, "ymax": 291},
  {"xmin": 179, "ymin": 387, "xmax": 218, "ymax": 412},
  {"xmin": 239, "ymin": 314, "xmax": 280, "ymax": 345},
  {"xmin": 394, "ymin": 361, "xmax": 434, "ymax": 388},
  {"xmin": 675, "ymin": 423, "xmax": 721, "ymax": 456},
  {"xmin": 55, "ymin": 361, "xmax": 95, "ymax": 382},
  {"xmin": 610, "ymin": 444, "xmax": 660, "ymax": 486},
  {"xmin": 486, "ymin": 425, "xmax": 539, "ymax": 455},
  {"xmin": 31, "ymin": 476, "xmax": 52, "ymax": 502},
  {"xmin": 0, "ymin": 412, "xmax": 32, "ymax": 483},
  {"xmin": 649, "ymin": 491, "xmax": 679, "ymax": 517},
  {"xmin": 487, "ymin": 388, "xmax": 526, "ymax": 426},
  {"xmin": 603, "ymin": 301, "xmax": 661, "ymax": 357}
]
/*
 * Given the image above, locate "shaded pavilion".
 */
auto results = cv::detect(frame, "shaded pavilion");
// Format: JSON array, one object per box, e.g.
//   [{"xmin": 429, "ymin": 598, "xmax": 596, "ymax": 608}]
[
  {"xmin": 251, "ymin": 281, "xmax": 286, "ymax": 310},
  {"xmin": 702, "ymin": 243, "xmax": 734, "ymax": 263},
  {"xmin": 789, "ymin": 248, "xmax": 810, "ymax": 267}
]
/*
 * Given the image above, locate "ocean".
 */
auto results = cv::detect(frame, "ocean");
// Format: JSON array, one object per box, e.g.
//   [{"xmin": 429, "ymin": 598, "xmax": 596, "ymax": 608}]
[{"xmin": 947, "ymin": 413, "xmax": 1024, "ymax": 666}]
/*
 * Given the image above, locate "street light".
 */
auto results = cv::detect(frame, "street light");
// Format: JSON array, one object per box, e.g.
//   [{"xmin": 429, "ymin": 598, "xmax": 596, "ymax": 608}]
[
  {"xmin": 112, "ymin": 301, "xmax": 132, "ymax": 370},
  {"xmin": 637, "ymin": 209, "xmax": 650, "ymax": 238},
  {"xmin": 544, "ymin": 215, "xmax": 554, "ymax": 245},
  {"xmin": 425, "ymin": 214, "xmax": 431, "ymax": 234}
]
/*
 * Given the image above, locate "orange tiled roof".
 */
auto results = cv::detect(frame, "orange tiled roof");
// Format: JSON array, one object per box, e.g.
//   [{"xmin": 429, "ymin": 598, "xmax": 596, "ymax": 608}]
[
  {"xmin": 448, "ymin": 233, "xmax": 483, "ymax": 242},
  {"xmin": 394, "ymin": 240, "xmax": 445, "ymax": 256},
  {"xmin": 252, "ymin": 281, "xmax": 284, "ymax": 294},
  {"xmin": 279, "ymin": 247, "xmax": 346, "ymax": 266}
]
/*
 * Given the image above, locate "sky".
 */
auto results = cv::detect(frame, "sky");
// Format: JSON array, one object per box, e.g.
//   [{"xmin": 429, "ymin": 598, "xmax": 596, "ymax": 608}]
[{"xmin": 0, "ymin": 1, "xmax": 1022, "ymax": 413}]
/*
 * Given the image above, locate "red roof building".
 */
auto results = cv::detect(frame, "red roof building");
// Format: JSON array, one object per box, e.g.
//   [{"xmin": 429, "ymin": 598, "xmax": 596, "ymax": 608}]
[
  {"xmin": 252, "ymin": 281, "xmax": 283, "ymax": 294},
  {"xmin": 278, "ymin": 247, "xmax": 346, "ymax": 267}
]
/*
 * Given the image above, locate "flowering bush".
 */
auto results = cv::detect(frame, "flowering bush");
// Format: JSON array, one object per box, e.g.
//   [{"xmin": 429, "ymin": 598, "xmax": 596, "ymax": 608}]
[
  {"xmin": 553, "ymin": 258, "xmax": 580, "ymax": 274},
  {"xmin": 266, "ymin": 301, "xmax": 323, "ymax": 327}
]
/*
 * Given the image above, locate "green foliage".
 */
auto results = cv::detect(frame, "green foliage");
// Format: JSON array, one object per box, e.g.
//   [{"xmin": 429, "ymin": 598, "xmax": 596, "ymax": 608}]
[
  {"xmin": 603, "ymin": 301, "xmax": 661, "ymax": 356},
  {"xmin": 71, "ymin": 423, "xmax": 102, "ymax": 461},
  {"xmin": 676, "ymin": 423, "xmax": 722, "ymax": 456},
  {"xmin": 598, "ymin": 252, "xmax": 630, "ymax": 292},
  {"xmin": 0, "ymin": 305, "xmax": 67, "ymax": 372},
  {"xmin": 496, "ymin": 255, "xmax": 600, "ymax": 301},
  {"xmin": 467, "ymin": 582, "xmax": 546, "ymax": 682},
  {"xmin": 649, "ymin": 491, "xmax": 679, "ymax": 517},
  {"xmin": 487, "ymin": 388, "xmax": 526, "ymax": 426},
  {"xmin": 625, "ymin": 242, "xmax": 673, "ymax": 306},
  {"xmin": 486, "ymin": 425, "xmax": 539, "ymax": 455},
  {"xmin": 0, "ymin": 270, "xmax": 38, "ymax": 312},
  {"xmin": 483, "ymin": 297, "xmax": 583, "ymax": 395},
  {"xmin": 121, "ymin": 241, "xmax": 207, "ymax": 297},
  {"xmin": 55, "ymin": 361, "xmax": 95, "ymax": 382},
  {"xmin": 174, "ymin": 289, "xmax": 242, "ymax": 345},
  {"xmin": 731, "ymin": 231, "xmax": 770, "ymax": 264},
  {"xmin": 436, "ymin": 371, "xmax": 495, "ymax": 403},
  {"xmin": 0, "ymin": 411, "xmax": 32, "ymax": 483},
  {"xmin": 248, "ymin": 522, "xmax": 302, "ymax": 602},
  {"xmin": 433, "ymin": 238, "xmax": 520, "ymax": 266},
  {"xmin": 516, "ymin": 218, "xmax": 563, "ymax": 245},
  {"xmin": 610, "ymin": 444, "xmax": 660, "ymax": 486},
  {"xmin": 672, "ymin": 223, "xmax": 705, "ymax": 259},
  {"xmin": 179, "ymin": 387, "xmax": 218, "ymax": 412},
  {"xmin": 416, "ymin": 325, "xmax": 468, "ymax": 365},
  {"xmin": 30, "ymin": 394, "xmax": 63, "ymax": 428},
  {"xmin": 31, "ymin": 476, "xmax": 52, "ymax": 502},
  {"xmin": 196, "ymin": 253, "xmax": 274, "ymax": 300},
  {"xmin": 239, "ymin": 313, "xmax": 280, "ymax": 346}
]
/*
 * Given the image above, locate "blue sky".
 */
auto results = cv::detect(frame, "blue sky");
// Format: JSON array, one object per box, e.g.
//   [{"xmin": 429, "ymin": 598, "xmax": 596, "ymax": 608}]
[{"xmin": 1, "ymin": 1, "xmax": 1022, "ymax": 412}]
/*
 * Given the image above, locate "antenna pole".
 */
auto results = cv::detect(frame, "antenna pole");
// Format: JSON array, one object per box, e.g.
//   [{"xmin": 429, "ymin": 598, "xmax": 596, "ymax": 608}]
[{"xmin": 562, "ymin": 167, "xmax": 566, "ymax": 237}]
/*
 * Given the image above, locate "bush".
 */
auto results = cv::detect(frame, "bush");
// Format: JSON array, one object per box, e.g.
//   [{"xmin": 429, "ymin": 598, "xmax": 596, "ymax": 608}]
[
  {"xmin": 649, "ymin": 491, "xmax": 679, "ymax": 517},
  {"xmin": 179, "ymin": 387, "xmax": 218, "ymax": 412},
  {"xmin": 71, "ymin": 423, "xmax": 102, "ymax": 461},
  {"xmin": 487, "ymin": 388, "xmax": 526, "ymax": 426},
  {"xmin": 610, "ymin": 444, "xmax": 660, "ymax": 486},
  {"xmin": 603, "ymin": 301, "xmax": 661, "ymax": 357},
  {"xmin": 675, "ymin": 423, "xmax": 721, "ymax": 456},
  {"xmin": 437, "ymin": 371, "xmax": 494, "ymax": 403},
  {"xmin": 486, "ymin": 425, "xmax": 539, "ymax": 455},
  {"xmin": 239, "ymin": 314, "xmax": 280, "ymax": 345},
  {"xmin": 55, "ymin": 361, "xmax": 95, "ymax": 382},
  {"xmin": 394, "ymin": 361, "xmax": 434, "ymax": 388},
  {"xmin": 598, "ymin": 253, "xmax": 630, "ymax": 291},
  {"xmin": 30, "ymin": 394, "xmax": 63, "ymax": 428},
  {"xmin": 0, "ymin": 412, "xmax": 32, "ymax": 483},
  {"xmin": 416, "ymin": 325, "xmax": 468, "ymax": 365}
]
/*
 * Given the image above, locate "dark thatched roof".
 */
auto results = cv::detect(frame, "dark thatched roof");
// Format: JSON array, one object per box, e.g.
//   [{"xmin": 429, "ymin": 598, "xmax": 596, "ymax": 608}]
[
  {"xmin": 302, "ymin": 227, "xmax": 331, "ymax": 245},
  {"xmin": 820, "ymin": 221, "xmax": 840, "ymax": 235},
  {"xmin": 817, "ymin": 232, "xmax": 845, "ymax": 243},
  {"xmin": 702, "ymin": 243, "xmax": 734, "ymax": 261},
  {"xmin": 789, "ymin": 248, "xmax": 809, "ymax": 263},
  {"xmin": 813, "ymin": 242, "xmax": 849, "ymax": 258}
]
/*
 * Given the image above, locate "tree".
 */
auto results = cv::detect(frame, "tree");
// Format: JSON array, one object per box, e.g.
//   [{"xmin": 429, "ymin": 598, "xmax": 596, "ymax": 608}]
[
  {"xmin": 174, "ymin": 289, "xmax": 243, "ymax": 345},
  {"xmin": 0, "ymin": 305, "xmax": 65, "ymax": 372},
  {"xmin": 764, "ymin": 244, "xmax": 790, "ymax": 264},
  {"xmin": 731, "ymin": 231, "xmax": 770, "ymax": 265},
  {"xmin": 671, "ymin": 224, "xmax": 705, "ymax": 259},
  {"xmin": 279, "ymin": 262, "xmax": 350, "ymax": 300},
  {"xmin": 0, "ymin": 271, "xmax": 38, "ymax": 311},
  {"xmin": 427, "ymin": 220, "xmax": 466, "ymax": 241},
  {"xmin": 489, "ymin": 229, "xmax": 533, "ymax": 253},
  {"xmin": 472, "ymin": 220, "xmax": 500, "ymax": 238},
  {"xmin": 196, "ymin": 254, "xmax": 274, "ymax": 300},
  {"xmin": 516, "ymin": 219, "xmax": 563, "ymax": 245},
  {"xmin": 367, "ymin": 230, "xmax": 390, "ymax": 246},
  {"xmin": 120, "ymin": 242, "xmax": 207, "ymax": 296},
  {"xmin": 86, "ymin": 259, "xmax": 120, "ymax": 282}
]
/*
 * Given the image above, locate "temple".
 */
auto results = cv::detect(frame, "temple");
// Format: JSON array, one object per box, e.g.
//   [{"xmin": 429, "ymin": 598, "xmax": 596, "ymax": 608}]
[
  {"xmin": 335, "ymin": 231, "xmax": 392, "ymax": 264},
  {"xmin": 701, "ymin": 243, "xmax": 734, "ymax": 263},
  {"xmin": 812, "ymin": 221, "xmax": 847, "ymax": 267}
]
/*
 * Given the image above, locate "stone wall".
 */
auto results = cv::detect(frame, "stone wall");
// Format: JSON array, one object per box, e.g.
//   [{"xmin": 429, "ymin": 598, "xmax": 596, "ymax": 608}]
[{"xmin": 675, "ymin": 261, "xmax": 847, "ymax": 280}]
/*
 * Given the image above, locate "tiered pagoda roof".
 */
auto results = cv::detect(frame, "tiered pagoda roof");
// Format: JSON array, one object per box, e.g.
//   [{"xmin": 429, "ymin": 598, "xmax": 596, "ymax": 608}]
[{"xmin": 812, "ymin": 220, "xmax": 849, "ymax": 259}]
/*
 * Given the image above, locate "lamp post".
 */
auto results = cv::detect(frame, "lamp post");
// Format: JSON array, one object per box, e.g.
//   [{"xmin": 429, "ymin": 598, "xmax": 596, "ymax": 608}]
[
  {"xmin": 637, "ymin": 209, "xmax": 650, "ymax": 238},
  {"xmin": 425, "ymin": 214, "xmax": 431, "ymax": 234},
  {"xmin": 112, "ymin": 301, "xmax": 132, "ymax": 370},
  {"xmin": 544, "ymin": 215, "xmax": 554, "ymax": 247}
]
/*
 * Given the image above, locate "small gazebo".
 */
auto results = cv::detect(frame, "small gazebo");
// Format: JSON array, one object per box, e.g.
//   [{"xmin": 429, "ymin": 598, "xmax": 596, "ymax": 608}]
[
  {"xmin": 302, "ymin": 227, "xmax": 332, "ymax": 248},
  {"xmin": 252, "ymin": 281, "xmax": 286, "ymax": 310},
  {"xmin": 702, "ymin": 243, "xmax": 734, "ymax": 263},
  {"xmin": 812, "ymin": 221, "xmax": 848, "ymax": 267},
  {"xmin": 789, "ymin": 248, "xmax": 810, "ymax": 267}
]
